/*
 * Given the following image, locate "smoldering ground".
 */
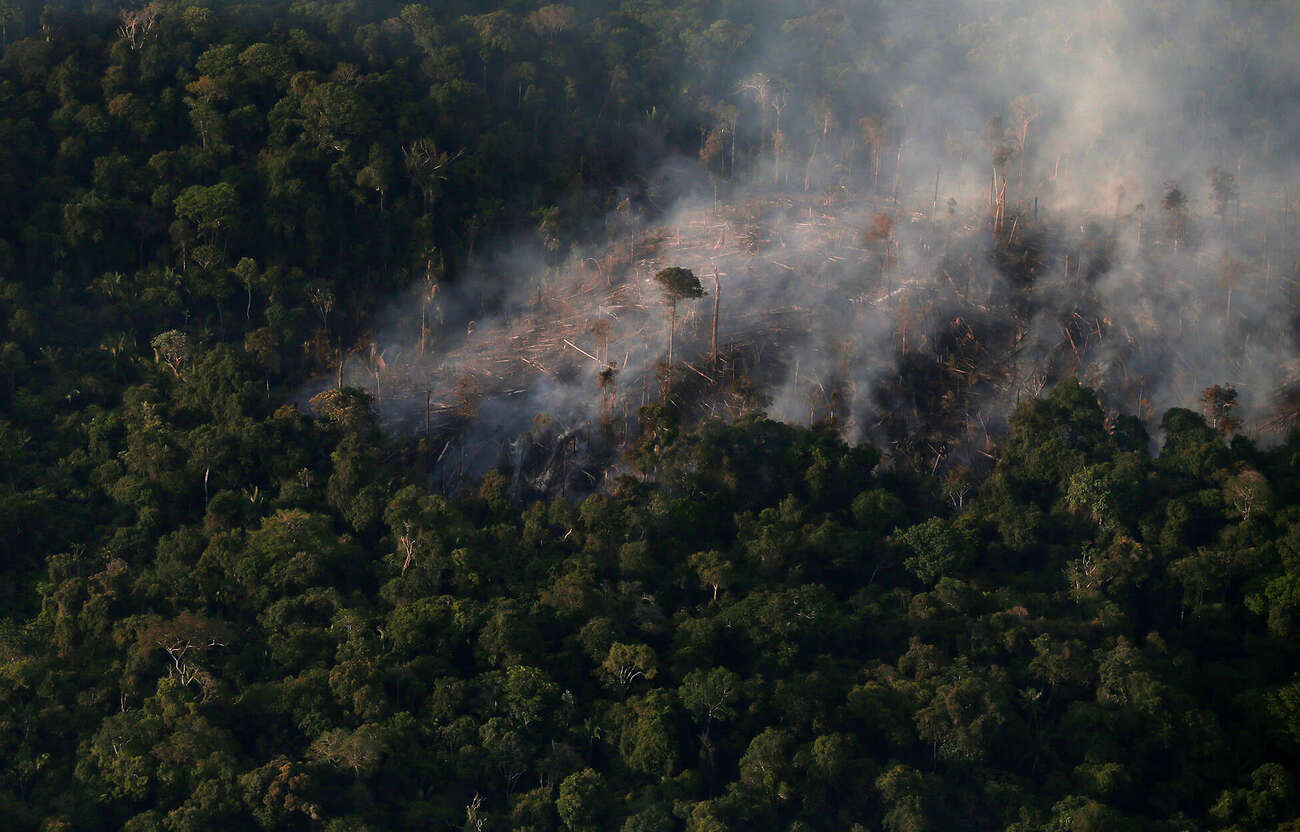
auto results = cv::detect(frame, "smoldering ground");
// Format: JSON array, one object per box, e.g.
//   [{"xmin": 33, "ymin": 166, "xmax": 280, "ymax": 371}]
[{"xmin": 312, "ymin": 0, "xmax": 1300, "ymax": 490}]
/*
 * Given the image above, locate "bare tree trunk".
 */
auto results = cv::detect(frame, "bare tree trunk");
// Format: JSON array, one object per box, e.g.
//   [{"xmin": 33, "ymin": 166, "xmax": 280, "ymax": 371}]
[
  {"xmin": 711, "ymin": 266, "xmax": 720, "ymax": 365},
  {"xmin": 1018, "ymin": 121, "xmax": 1029, "ymax": 186},
  {"xmin": 994, "ymin": 177, "xmax": 1008, "ymax": 234},
  {"xmin": 667, "ymin": 301, "xmax": 676, "ymax": 370},
  {"xmin": 729, "ymin": 116, "xmax": 737, "ymax": 179},
  {"xmin": 1264, "ymin": 254, "xmax": 1271, "ymax": 304},
  {"xmin": 928, "ymin": 165, "xmax": 942, "ymax": 251},
  {"xmin": 891, "ymin": 138, "xmax": 904, "ymax": 204}
]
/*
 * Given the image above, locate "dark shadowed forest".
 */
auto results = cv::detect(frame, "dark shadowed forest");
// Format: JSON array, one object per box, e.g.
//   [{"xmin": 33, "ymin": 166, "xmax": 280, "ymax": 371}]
[{"xmin": 2, "ymin": 1, "xmax": 1300, "ymax": 830}]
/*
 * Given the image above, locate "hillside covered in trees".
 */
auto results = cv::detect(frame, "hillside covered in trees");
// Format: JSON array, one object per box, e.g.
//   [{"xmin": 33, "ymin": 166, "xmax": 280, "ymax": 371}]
[{"xmin": 2, "ymin": 0, "xmax": 1300, "ymax": 830}]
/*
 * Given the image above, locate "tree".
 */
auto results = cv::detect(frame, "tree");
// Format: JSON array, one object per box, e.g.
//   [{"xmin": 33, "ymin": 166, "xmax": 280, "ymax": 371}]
[
  {"xmin": 653, "ymin": 266, "xmax": 705, "ymax": 371},
  {"xmin": 527, "ymin": 5, "xmax": 577, "ymax": 40},
  {"xmin": 1043, "ymin": 795, "xmax": 1139, "ymax": 832},
  {"xmin": 600, "ymin": 641, "xmax": 658, "ymax": 692},
  {"xmin": 1162, "ymin": 182, "xmax": 1188, "ymax": 253},
  {"xmin": 500, "ymin": 664, "xmax": 560, "ymax": 730},
  {"xmin": 1199, "ymin": 384, "xmax": 1240, "ymax": 435},
  {"xmin": 308, "ymin": 386, "xmax": 377, "ymax": 433},
  {"xmin": 1208, "ymin": 166, "xmax": 1237, "ymax": 232},
  {"xmin": 876, "ymin": 763, "xmax": 939, "ymax": 832},
  {"xmin": 151, "ymin": 330, "xmax": 190, "ymax": 378},
  {"xmin": 859, "ymin": 116, "xmax": 885, "ymax": 191},
  {"xmin": 914, "ymin": 667, "xmax": 1014, "ymax": 763},
  {"xmin": 1224, "ymin": 469, "xmax": 1271, "ymax": 521},
  {"xmin": 136, "ymin": 612, "xmax": 233, "ymax": 689},
  {"xmin": 354, "ymin": 143, "xmax": 395, "ymax": 212},
  {"xmin": 0, "ymin": 0, "xmax": 23, "ymax": 46},
  {"xmin": 803, "ymin": 732, "xmax": 855, "ymax": 809},
  {"xmin": 402, "ymin": 137, "xmax": 459, "ymax": 216},
  {"xmin": 709, "ymin": 265, "xmax": 721, "ymax": 365},
  {"xmin": 308, "ymin": 724, "xmax": 386, "ymax": 779},
  {"xmin": 737, "ymin": 728, "xmax": 793, "ymax": 807},
  {"xmin": 479, "ymin": 716, "xmax": 529, "ymax": 794},
  {"xmin": 679, "ymin": 667, "xmax": 740, "ymax": 738},
  {"xmin": 684, "ymin": 801, "xmax": 731, "ymax": 832},
  {"xmin": 239, "ymin": 509, "xmax": 350, "ymax": 606},
  {"xmin": 1010, "ymin": 94, "xmax": 1041, "ymax": 185},
  {"xmin": 298, "ymin": 80, "xmax": 373, "ymax": 153},
  {"xmin": 740, "ymin": 73, "xmax": 774, "ymax": 153},
  {"xmin": 617, "ymin": 690, "xmax": 678, "ymax": 776},
  {"xmin": 556, "ymin": 768, "xmax": 607, "ymax": 832},
  {"xmin": 465, "ymin": 10, "xmax": 518, "ymax": 92},
  {"xmin": 894, "ymin": 517, "xmax": 975, "ymax": 585},
  {"xmin": 174, "ymin": 183, "xmax": 239, "ymax": 263},
  {"xmin": 865, "ymin": 211, "xmax": 894, "ymax": 282},
  {"xmin": 688, "ymin": 549, "xmax": 733, "ymax": 602}
]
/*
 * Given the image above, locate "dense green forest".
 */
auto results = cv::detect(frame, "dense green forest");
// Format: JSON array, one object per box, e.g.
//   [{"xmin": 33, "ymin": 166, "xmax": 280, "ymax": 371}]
[{"xmin": 2, "ymin": 0, "xmax": 1300, "ymax": 830}]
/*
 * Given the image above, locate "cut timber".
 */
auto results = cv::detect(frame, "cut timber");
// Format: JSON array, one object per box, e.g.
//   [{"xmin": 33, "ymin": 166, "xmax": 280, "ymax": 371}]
[{"xmin": 563, "ymin": 339, "xmax": 603, "ymax": 365}]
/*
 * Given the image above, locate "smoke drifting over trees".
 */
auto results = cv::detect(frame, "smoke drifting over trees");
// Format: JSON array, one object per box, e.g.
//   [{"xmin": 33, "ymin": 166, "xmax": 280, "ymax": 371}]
[
  {"xmin": 330, "ymin": 0, "xmax": 1299, "ymax": 486},
  {"xmin": 6, "ymin": 4, "xmax": 1300, "ymax": 830}
]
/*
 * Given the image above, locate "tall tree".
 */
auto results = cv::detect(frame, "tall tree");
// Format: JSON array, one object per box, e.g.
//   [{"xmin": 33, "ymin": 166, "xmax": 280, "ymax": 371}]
[
  {"xmin": 1163, "ymin": 182, "xmax": 1189, "ymax": 253},
  {"xmin": 653, "ymin": 266, "xmax": 705, "ymax": 372}
]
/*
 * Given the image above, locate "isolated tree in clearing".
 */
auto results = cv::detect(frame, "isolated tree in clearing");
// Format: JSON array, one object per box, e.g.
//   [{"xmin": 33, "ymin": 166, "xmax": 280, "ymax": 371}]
[
  {"xmin": 654, "ymin": 266, "xmax": 706, "ymax": 371},
  {"xmin": 1163, "ymin": 182, "xmax": 1189, "ymax": 253}
]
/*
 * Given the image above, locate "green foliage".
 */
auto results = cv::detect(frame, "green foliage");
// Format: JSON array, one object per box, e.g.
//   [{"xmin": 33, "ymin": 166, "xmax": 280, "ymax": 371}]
[
  {"xmin": 895, "ymin": 517, "xmax": 976, "ymax": 584},
  {"xmin": 653, "ymin": 266, "xmax": 705, "ymax": 304},
  {"xmin": 4, "ymin": 363, "xmax": 1300, "ymax": 830},
  {"xmin": 0, "ymin": 1, "xmax": 1294, "ymax": 829},
  {"xmin": 557, "ymin": 768, "xmax": 608, "ymax": 831}
]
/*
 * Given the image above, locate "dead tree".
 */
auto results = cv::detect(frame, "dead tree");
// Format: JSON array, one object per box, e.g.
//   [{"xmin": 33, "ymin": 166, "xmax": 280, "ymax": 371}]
[
  {"xmin": 137, "ymin": 612, "xmax": 231, "ymax": 690},
  {"xmin": 118, "ymin": 3, "xmax": 160, "ymax": 50},
  {"xmin": 710, "ymin": 265, "xmax": 721, "ymax": 366},
  {"xmin": 771, "ymin": 87, "xmax": 789, "ymax": 183},
  {"xmin": 865, "ymin": 212, "xmax": 894, "ymax": 285},
  {"xmin": 927, "ymin": 164, "xmax": 942, "ymax": 251},
  {"xmin": 1200, "ymin": 384, "xmax": 1241, "ymax": 435},
  {"xmin": 402, "ymin": 138, "xmax": 460, "ymax": 216},
  {"xmin": 991, "ymin": 144, "xmax": 1014, "ymax": 234},
  {"xmin": 419, "ymin": 248, "xmax": 444, "ymax": 356},
  {"xmin": 859, "ymin": 116, "xmax": 885, "ymax": 193},
  {"xmin": 368, "ymin": 343, "xmax": 387, "ymax": 402},
  {"xmin": 739, "ymin": 73, "xmax": 773, "ymax": 155},
  {"xmin": 1010, "ymin": 94, "xmax": 1041, "ymax": 186}
]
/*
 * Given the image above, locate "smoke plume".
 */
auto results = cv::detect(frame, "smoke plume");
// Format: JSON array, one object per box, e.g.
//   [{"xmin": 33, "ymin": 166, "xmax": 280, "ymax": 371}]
[{"xmin": 318, "ymin": 0, "xmax": 1300, "ymax": 489}]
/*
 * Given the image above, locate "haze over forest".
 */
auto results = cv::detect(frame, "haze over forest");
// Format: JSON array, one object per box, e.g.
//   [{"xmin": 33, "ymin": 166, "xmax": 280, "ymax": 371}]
[
  {"xmin": 1, "ymin": 2, "xmax": 1300, "ymax": 831},
  {"xmin": 316, "ymin": 0, "xmax": 1300, "ymax": 486}
]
